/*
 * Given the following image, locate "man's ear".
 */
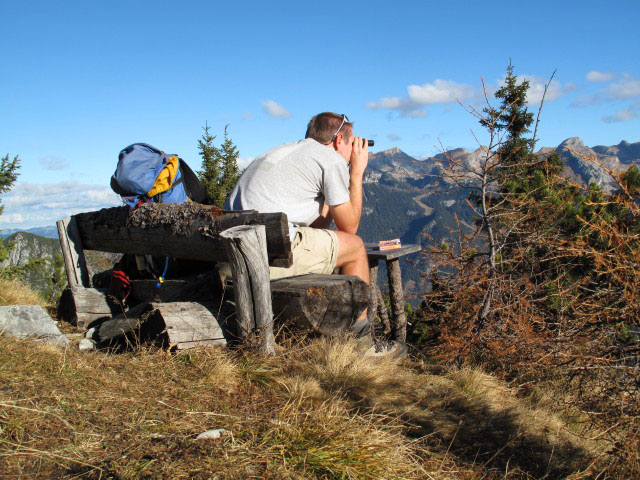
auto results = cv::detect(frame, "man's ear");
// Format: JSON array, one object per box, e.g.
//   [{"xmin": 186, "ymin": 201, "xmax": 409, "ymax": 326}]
[{"xmin": 331, "ymin": 133, "xmax": 342, "ymax": 151}]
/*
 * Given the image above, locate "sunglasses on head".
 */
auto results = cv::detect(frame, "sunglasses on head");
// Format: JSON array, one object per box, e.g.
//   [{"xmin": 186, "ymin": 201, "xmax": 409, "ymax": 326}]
[{"xmin": 329, "ymin": 114, "xmax": 349, "ymax": 143}]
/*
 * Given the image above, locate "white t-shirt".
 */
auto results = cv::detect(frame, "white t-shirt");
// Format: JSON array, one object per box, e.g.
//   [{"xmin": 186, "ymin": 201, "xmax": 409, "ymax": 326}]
[{"xmin": 225, "ymin": 138, "xmax": 350, "ymax": 238}]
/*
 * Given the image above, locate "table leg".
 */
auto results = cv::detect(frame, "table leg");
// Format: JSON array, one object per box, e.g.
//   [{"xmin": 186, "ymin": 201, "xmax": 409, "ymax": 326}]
[
  {"xmin": 386, "ymin": 258, "xmax": 406, "ymax": 342},
  {"xmin": 367, "ymin": 259, "xmax": 379, "ymax": 327},
  {"xmin": 375, "ymin": 284, "xmax": 391, "ymax": 335}
]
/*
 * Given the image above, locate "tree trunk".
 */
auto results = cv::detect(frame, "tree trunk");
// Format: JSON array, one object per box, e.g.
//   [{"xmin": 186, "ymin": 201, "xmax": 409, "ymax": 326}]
[
  {"xmin": 57, "ymin": 287, "xmax": 123, "ymax": 329},
  {"xmin": 57, "ymin": 218, "xmax": 90, "ymax": 288},
  {"xmin": 387, "ymin": 259, "xmax": 407, "ymax": 342},
  {"xmin": 93, "ymin": 301, "xmax": 225, "ymax": 351},
  {"xmin": 146, "ymin": 302, "xmax": 226, "ymax": 350},
  {"xmin": 270, "ymin": 274, "xmax": 368, "ymax": 336},
  {"xmin": 220, "ymin": 225, "xmax": 274, "ymax": 356}
]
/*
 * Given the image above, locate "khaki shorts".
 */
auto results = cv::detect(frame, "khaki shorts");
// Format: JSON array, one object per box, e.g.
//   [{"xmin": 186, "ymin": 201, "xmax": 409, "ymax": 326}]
[{"xmin": 269, "ymin": 227, "xmax": 338, "ymax": 279}]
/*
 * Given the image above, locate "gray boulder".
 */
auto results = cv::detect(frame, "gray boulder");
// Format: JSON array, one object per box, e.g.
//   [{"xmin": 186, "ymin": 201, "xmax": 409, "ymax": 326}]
[{"xmin": 0, "ymin": 305, "xmax": 69, "ymax": 346}]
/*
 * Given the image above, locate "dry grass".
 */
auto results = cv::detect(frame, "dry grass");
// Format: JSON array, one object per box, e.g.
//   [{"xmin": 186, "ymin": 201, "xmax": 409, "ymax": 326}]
[
  {"xmin": 0, "ymin": 334, "xmax": 608, "ymax": 479},
  {"xmin": 0, "ymin": 277, "xmax": 47, "ymax": 308}
]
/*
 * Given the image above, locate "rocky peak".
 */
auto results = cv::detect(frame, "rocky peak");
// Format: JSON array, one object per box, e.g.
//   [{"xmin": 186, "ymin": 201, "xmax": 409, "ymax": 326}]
[
  {"xmin": 382, "ymin": 147, "xmax": 402, "ymax": 155},
  {"xmin": 558, "ymin": 137, "xmax": 587, "ymax": 150}
]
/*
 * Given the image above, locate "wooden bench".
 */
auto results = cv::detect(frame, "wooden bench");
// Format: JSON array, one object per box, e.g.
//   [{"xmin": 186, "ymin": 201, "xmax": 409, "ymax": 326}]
[{"xmin": 57, "ymin": 203, "xmax": 369, "ymax": 354}]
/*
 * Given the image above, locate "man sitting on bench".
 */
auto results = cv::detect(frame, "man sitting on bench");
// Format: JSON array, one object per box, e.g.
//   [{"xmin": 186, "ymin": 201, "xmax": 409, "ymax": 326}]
[{"xmin": 225, "ymin": 112, "xmax": 406, "ymax": 357}]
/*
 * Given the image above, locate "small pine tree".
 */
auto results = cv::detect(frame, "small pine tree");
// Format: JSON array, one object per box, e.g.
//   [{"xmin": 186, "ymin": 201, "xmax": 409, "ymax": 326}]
[
  {"xmin": 486, "ymin": 64, "xmax": 535, "ymax": 170},
  {"xmin": 197, "ymin": 123, "xmax": 242, "ymax": 208},
  {"xmin": 41, "ymin": 253, "xmax": 67, "ymax": 302},
  {"xmin": 0, "ymin": 154, "xmax": 20, "ymax": 265},
  {"xmin": 0, "ymin": 154, "xmax": 20, "ymax": 217}
]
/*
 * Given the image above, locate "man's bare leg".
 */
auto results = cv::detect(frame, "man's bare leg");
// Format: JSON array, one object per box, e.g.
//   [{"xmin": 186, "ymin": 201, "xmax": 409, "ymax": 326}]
[
  {"xmin": 334, "ymin": 231, "xmax": 369, "ymax": 324},
  {"xmin": 334, "ymin": 231, "xmax": 369, "ymax": 284}
]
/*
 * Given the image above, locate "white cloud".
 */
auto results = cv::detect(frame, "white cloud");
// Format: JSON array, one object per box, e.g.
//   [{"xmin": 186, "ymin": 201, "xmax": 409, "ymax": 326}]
[
  {"xmin": 1, "ymin": 213, "xmax": 24, "ymax": 224},
  {"xmin": 387, "ymin": 133, "xmax": 401, "ymax": 142},
  {"xmin": 242, "ymin": 112, "xmax": 254, "ymax": 120},
  {"xmin": 607, "ymin": 74, "xmax": 640, "ymax": 99},
  {"xmin": 602, "ymin": 102, "xmax": 640, "ymax": 123},
  {"xmin": 366, "ymin": 79, "xmax": 474, "ymax": 118},
  {"xmin": 39, "ymin": 156, "xmax": 70, "ymax": 171},
  {"xmin": 261, "ymin": 100, "xmax": 291, "ymax": 119},
  {"xmin": 0, "ymin": 180, "xmax": 121, "ymax": 229},
  {"xmin": 407, "ymin": 79, "xmax": 475, "ymax": 105},
  {"xmin": 367, "ymin": 96, "xmax": 405, "ymax": 109},
  {"xmin": 572, "ymin": 73, "xmax": 640, "ymax": 109},
  {"xmin": 504, "ymin": 74, "xmax": 575, "ymax": 105},
  {"xmin": 586, "ymin": 70, "xmax": 614, "ymax": 83}
]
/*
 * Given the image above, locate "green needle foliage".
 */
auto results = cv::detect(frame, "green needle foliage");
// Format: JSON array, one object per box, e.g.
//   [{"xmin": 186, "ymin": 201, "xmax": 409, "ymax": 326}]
[
  {"xmin": 0, "ymin": 153, "xmax": 20, "ymax": 217},
  {"xmin": 0, "ymin": 154, "xmax": 20, "ymax": 265},
  {"xmin": 197, "ymin": 123, "xmax": 242, "ymax": 208}
]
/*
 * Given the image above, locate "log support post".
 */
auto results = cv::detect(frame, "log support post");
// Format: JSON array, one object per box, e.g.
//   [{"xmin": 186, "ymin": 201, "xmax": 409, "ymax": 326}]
[
  {"xmin": 220, "ymin": 225, "xmax": 275, "ymax": 356},
  {"xmin": 57, "ymin": 218, "xmax": 90, "ymax": 288},
  {"xmin": 387, "ymin": 258, "xmax": 407, "ymax": 342},
  {"xmin": 376, "ymin": 283, "xmax": 391, "ymax": 335}
]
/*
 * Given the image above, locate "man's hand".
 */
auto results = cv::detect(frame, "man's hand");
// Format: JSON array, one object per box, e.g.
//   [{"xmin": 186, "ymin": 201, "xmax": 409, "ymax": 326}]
[
  {"xmin": 350, "ymin": 137, "xmax": 369, "ymax": 177},
  {"xmin": 329, "ymin": 137, "xmax": 369, "ymax": 235}
]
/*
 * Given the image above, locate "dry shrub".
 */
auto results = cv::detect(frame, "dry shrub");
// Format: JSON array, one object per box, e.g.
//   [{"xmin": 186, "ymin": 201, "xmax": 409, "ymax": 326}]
[
  {"xmin": 416, "ymin": 160, "xmax": 640, "ymax": 477},
  {"xmin": 0, "ymin": 277, "xmax": 47, "ymax": 307}
]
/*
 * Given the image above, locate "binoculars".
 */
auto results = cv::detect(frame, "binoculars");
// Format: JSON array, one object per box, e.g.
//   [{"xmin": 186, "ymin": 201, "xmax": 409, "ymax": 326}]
[{"xmin": 365, "ymin": 139, "xmax": 374, "ymax": 147}]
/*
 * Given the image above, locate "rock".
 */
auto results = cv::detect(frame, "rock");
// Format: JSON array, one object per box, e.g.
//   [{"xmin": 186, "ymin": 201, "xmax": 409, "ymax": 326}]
[
  {"xmin": 195, "ymin": 428, "xmax": 231, "ymax": 440},
  {"xmin": 0, "ymin": 305, "xmax": 69, "ymax": 346},
  {"xmin": 78, "ymin": 338, "xmax": 96, "ymax": 351}
]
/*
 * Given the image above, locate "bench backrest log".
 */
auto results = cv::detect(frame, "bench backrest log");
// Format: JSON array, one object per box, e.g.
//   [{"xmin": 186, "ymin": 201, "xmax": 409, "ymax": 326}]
[{"xmin": 57, "ymin": 203, "xmax": 293, "ymax": 288}]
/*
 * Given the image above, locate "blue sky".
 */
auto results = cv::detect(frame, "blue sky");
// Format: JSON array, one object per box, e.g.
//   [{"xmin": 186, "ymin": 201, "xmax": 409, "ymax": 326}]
[{"xmin": 1, "ymin": 0, "xmax": 639, "ymax": 229}]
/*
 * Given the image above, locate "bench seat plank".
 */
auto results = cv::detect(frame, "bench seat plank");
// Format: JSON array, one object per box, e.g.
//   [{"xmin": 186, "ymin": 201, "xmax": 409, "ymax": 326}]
[{"xmin": 74, "ymin": 203, "xmax": 293, "ymax": 267}]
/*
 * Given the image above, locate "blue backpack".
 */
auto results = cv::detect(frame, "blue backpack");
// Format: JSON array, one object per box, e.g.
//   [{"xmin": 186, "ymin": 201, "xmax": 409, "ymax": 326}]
[{"xmin": 111, "ymin": 143, "xmax": 205, "ymax": 209}]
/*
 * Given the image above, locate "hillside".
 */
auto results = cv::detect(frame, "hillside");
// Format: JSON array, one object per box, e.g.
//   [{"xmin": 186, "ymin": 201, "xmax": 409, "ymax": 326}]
[
  {"xmin": 0, "ymin": 232, "xmax": 61, "ymax": 268},
  {"xmin": 1, "ymin": 232, "xmax": 63, "ymax": 294},
  {"xmin": 0, "ymin": 333, "xmax": 605, "ymax": 479}
]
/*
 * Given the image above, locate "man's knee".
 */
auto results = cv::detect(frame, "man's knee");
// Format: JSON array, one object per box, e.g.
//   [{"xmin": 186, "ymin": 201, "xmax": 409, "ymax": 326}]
[{"xmin": 335, "ymin": 231, "xmax": 366, "ymax": 266}]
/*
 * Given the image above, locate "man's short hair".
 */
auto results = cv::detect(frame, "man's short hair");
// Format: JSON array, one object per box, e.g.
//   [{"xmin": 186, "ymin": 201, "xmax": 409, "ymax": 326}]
[{"xmin": 305, "ymin": 112, "xmax": 353, "ymax": 145}]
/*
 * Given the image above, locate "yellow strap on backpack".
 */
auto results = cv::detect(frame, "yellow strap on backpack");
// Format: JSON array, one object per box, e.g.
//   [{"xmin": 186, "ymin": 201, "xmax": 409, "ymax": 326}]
[{"xmin": 147, "ymin": 156, "xmax": 180, "ymax": 198}]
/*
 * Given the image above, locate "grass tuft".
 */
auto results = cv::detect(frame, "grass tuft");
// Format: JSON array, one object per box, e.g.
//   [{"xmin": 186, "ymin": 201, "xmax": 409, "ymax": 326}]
[
  {"xmin": 0, "ymin": 277, "xmax": 47, "ymax": 307},
  {"xmin": 0, "ymin": 334, "xmax": 611, "ymax": 479}
]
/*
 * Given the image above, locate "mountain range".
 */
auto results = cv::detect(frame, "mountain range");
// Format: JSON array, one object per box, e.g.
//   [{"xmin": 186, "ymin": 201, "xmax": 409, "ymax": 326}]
[
  {"xmin": 358, "ymin": 138, "xmax": 640, "ymax": 297},
  {"xmin": 2, "ymin": 138, "xmax": 638, "ymax": 300},
  {"xmin": 0, "ymin": 225, "xmax": 58, "ymax": 239}
]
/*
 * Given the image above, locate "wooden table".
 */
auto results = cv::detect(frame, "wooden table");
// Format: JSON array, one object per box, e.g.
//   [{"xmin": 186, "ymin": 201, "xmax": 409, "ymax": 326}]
[{"xmin": 365, "ymin": 243, "xmax": 421, "ymax": 341}]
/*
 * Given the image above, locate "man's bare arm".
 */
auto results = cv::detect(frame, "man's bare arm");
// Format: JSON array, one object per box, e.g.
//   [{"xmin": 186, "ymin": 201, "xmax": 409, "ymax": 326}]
[{"xmin": 330, "ymin": 136, "xmax": 368, "ymax": 235}]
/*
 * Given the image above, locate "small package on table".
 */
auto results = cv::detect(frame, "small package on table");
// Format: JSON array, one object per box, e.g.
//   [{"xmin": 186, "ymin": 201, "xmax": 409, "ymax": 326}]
[{"xmin": 378, "ymin": 239, "xmax": 402, "ymax": 251}]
